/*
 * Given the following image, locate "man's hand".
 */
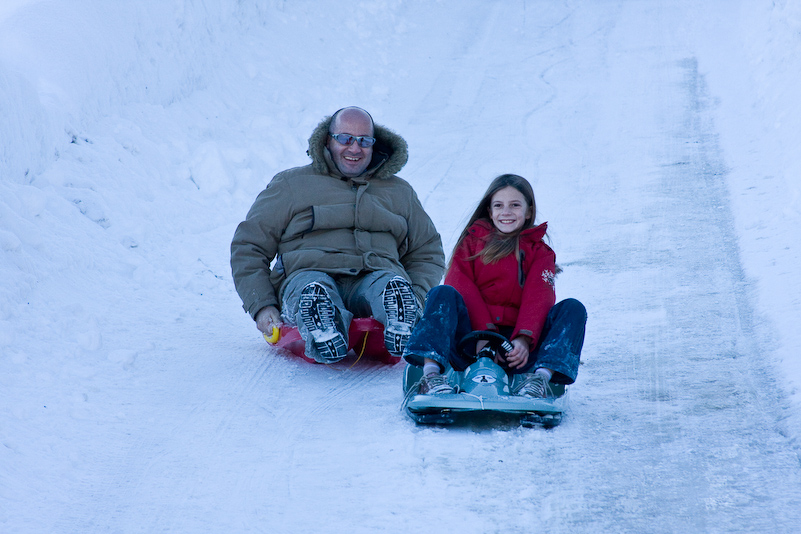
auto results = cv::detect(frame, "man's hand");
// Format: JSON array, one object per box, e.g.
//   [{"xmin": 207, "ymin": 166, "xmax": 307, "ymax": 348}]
[{"xmin": 255, "ymin": 306, "xmax": 282, "ymax": 334}]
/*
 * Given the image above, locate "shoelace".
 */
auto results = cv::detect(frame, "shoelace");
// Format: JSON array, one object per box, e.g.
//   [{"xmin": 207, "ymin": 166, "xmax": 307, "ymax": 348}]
[
  {"xmin": 517, "ymin": 374, "xmax": 548, "ymax": 397},
  {"xmin": 422, "ymin": 374, "xmax": 452, "ymax": 394},
  {"xmin": 399, "ymin": 374, "xmax": 455, "ymax": 413}
]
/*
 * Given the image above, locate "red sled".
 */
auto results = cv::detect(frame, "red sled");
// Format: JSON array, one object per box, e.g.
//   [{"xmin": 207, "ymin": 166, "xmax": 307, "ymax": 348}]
[{"xmin": 264, "ymin": 317, "xmax": 400, "ymax": 365}]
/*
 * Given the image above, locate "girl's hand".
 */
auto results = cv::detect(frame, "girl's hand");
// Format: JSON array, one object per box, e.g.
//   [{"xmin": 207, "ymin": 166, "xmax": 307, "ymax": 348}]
[
  {"xmin": 477, "ymin": 339, "xmax": 507, "ymax": 366},
  {"xmin": 506, "ymin": 336, "xmax": 531, "ymax": 369}
]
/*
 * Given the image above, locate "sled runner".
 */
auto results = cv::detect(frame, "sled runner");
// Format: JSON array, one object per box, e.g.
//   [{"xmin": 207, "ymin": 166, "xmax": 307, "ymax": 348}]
[
  {"xmin": 264, "ymin": 318, "xmax": 400, "ymax": 365},
  {"xmin": 402, "ymin": 331, "xmax": 566, "ymax": 428}
]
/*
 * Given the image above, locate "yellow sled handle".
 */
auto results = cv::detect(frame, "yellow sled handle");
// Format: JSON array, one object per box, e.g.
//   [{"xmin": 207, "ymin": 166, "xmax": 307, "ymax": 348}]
[{"xmin": 263, "ymin": 326, "xmax": 280, "ymax": 344}]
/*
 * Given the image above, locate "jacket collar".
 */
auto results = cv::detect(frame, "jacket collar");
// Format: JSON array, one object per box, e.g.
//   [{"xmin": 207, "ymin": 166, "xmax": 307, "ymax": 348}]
[
  {"xmin": 306, "ymin": 114, "xmax": 408, "ymax": 180},
  {"xmin": 320, "ymin": 146, "xmax": 390, "ymax": 181}
]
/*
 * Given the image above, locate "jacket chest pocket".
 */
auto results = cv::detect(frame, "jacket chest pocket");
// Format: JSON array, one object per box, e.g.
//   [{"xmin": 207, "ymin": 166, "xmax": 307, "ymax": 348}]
[{"xmin": 312, "ymin": 204, "xmax": 356, "ymax": 230}]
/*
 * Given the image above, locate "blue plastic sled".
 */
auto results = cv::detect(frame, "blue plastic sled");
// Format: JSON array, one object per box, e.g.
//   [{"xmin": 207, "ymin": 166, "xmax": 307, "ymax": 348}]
[{"xmin": 402, "ymin": 331, "xmax": 566, "ymax": 428}]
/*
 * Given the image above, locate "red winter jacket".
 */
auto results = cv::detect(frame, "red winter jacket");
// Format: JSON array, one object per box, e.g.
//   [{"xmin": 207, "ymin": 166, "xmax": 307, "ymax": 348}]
[{"xmin": 444, "ymin": 219, "xmax": 557, "ymax": 342}]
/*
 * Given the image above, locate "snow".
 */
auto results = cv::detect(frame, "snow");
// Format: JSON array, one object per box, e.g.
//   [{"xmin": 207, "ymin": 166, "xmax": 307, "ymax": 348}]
[{"xmin": 2, "ymin": 0, "xmax": 800, "ymax": 532}]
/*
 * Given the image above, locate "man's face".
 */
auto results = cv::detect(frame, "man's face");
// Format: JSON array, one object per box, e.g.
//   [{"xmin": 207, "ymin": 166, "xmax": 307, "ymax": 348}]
[{"xmin": 327, "ymin": 111, "xmax": 374, "ymax": 178}]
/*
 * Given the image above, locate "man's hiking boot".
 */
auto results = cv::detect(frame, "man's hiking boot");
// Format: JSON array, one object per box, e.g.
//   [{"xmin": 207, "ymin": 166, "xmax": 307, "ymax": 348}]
[
  {"xmin": 299, "ymin": 283, "xmax": 348, "ymax": 362},
  {"xmin": 383, "ymin": 277, "xmax": 418, "ymax": 357}
]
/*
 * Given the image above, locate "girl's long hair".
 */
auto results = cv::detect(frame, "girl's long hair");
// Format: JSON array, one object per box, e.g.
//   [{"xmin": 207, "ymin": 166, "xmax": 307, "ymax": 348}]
[{"xmin": 449, "ymin": 174, "xmax": 537, "ymax": 267}]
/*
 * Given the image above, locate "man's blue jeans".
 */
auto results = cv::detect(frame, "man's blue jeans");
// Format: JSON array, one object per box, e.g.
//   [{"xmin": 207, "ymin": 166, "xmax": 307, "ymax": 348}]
[{"xmin": 403, "ymin": 285, "xmax": 586, "ymax": 384}]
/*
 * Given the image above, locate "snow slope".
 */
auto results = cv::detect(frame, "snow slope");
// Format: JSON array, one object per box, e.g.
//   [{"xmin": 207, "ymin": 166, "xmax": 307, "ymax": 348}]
[{"xmin": 2, "ymin": 1, "xmax": 800, "ymax": 532}]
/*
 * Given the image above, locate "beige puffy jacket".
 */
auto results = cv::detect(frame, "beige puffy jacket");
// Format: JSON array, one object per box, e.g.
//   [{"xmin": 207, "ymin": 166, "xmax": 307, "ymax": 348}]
[{"xmin": 231, "ymin": 115, "xmax": 445, "ymax": 319}]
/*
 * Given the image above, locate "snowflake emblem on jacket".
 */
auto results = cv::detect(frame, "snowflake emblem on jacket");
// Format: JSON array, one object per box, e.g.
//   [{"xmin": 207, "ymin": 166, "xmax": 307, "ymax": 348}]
[{"xmin": 542, "ymin": 269, "xmax": 556, "ymax": 290}]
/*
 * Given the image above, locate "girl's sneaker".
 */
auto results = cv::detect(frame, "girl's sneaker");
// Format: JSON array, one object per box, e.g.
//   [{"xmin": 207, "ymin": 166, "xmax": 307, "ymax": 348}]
[
  {"xmin": 513, "ymin": 373, "xmax": 552, "ymax": 398},
  {"xmin": 419, "ymin": 373, "xmax": 454, "ymax": 395}
]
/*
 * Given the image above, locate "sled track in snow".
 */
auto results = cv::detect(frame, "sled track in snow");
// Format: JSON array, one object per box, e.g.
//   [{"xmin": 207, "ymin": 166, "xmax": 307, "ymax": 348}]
[{"xmin": 554, "ymin": 52, "xmax": 801, "ymax": 532}]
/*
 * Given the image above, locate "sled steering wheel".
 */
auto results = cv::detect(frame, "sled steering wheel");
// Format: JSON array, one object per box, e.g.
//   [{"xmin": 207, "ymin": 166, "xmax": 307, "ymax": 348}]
[{"xmin": 457, "ymin": 331, "xmax": 514, "ymax": 360}]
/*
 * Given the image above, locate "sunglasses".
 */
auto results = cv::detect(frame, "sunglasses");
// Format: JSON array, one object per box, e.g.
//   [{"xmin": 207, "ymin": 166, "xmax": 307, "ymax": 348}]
[{"xmin": 329, "ymin": 132, "xmax": 376, "ymax": 148}]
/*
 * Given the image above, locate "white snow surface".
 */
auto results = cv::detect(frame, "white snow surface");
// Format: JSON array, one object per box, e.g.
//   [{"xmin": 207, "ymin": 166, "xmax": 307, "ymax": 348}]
[{"xmin": 2, "ymin": 1, "xmax": 801, "ymax": 532}]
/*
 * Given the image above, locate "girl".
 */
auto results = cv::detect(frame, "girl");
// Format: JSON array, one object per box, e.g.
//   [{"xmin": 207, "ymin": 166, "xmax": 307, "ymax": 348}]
[{"xmin": 402, "ymin": 174, "xmax": 587, "ymax": 397}]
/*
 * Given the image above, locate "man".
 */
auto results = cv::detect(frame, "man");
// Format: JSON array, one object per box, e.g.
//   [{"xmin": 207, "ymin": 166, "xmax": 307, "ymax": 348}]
[{"xmin": 231, "ymin": 107, "xmax": 445, "ymax": 363}]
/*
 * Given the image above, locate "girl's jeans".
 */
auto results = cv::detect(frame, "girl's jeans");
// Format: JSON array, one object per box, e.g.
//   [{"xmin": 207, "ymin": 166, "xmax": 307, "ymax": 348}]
[{"xmin": 403, "ymin": 285, "xmax": 586, "ymax": 384}]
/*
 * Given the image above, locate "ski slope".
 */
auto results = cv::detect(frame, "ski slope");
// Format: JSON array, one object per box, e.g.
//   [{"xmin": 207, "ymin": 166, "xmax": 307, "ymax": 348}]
[{"xmin": 2, "ymin": 1, "xmax": 801, "ymax": 532}]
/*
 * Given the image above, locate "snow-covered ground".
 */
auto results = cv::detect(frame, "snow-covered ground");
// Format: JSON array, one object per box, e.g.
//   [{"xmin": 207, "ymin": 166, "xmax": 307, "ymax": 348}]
[{"xmin": 2, "ymin": 1, "xmax": 800, "ymax": 532}]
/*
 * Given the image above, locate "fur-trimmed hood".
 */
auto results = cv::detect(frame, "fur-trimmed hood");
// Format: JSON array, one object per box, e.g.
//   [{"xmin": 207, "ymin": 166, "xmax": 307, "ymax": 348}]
[{"xmin": 306, "ymin": 114, "xmax": 409, "ymax": 180}]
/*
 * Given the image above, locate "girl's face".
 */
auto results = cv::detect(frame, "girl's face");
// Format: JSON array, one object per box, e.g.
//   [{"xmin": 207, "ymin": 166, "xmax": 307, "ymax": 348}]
[{"xmin": 488, "ymin": 186, "xmax": 532, "ymax": 234}]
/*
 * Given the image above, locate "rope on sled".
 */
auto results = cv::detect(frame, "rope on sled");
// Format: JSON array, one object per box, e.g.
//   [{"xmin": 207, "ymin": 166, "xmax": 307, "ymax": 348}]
[
  {"xmin": 323, "ymin": 331, "xmax": 369, "ymax": 370},
  {"xmin": 328, "ymin": 330, "xmax": 370, "ymax": 370},
  {"xmin": 400, "ymin": 377, "xmax": 424, "ymax": 412},
  {"xmin": 350, "ymin": 331, "xmax": 369, "ymax": 367},
  {"xmin": 461, "ymin": 393, "xmax": 485, "ymax": 410}
]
